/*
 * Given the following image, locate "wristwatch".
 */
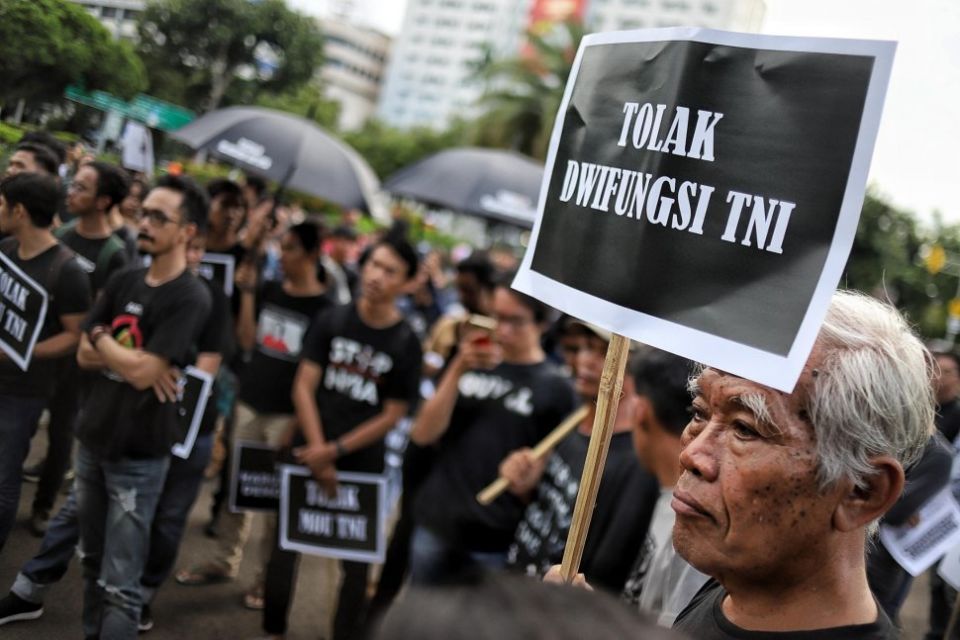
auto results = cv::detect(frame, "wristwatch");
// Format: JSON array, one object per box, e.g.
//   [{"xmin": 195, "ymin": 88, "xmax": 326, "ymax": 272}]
[{"xmin": 334, "ymin": 439, "xmax": 348, "ymax": 459}]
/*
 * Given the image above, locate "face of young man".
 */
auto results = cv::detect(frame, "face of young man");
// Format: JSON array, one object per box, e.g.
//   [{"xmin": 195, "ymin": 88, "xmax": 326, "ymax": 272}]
[
  {"xmin": 119, "ymin": 182, "xmax": 144, "ymax": 221},
  {"xmin": 360, "ymin": 244, "xmax": 410, "ymax": 304},
  {"xmin": 207, "ymin": 193, "xmax": 243, "ymax": 238},
  {"xmin": 0, "ymin": 195, "xmax": 21, "ymax": 233},
  {"xmin": 5, "ymin": 151, "xmax": 45, "ymax": 178},
  {"xmin": 671, "ymin": 365, "xmax": 843, "ymax": 584},
  {"xmin": 491, "ymin": 288, "xmax": 541, "ymax": 360},
  {"xmin": 66, "ymin": 165, "xmax": 103, "ymax": 218},
  {"xmin": 186, "ymin": 235, "xmax": 207, "ymax": 272},
  {"xmin": 137, "ymin": 187, "xmax": 191, "ymax": 258},
  {"xmin": 573, "ymin": 331, "xmax": 608, "ymax": 400},
  {"xmin": 279, "ymin": 231, "xmax": 313, "ymax": 280}
]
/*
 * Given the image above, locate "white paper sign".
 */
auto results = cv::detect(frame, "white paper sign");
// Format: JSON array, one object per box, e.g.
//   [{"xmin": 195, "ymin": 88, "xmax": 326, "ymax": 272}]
[
  {"xmin": 880, "ymin": 489, "xmax": 960, "ymax": 577},
  {"xmin": 171, "ymin": 366, "xmax": 214, "ymax": 460}
]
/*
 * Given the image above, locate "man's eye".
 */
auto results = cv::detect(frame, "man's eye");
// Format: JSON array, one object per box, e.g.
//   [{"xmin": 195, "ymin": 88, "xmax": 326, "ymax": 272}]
[
  {"xmin": 687, "ymin": 405, "xmax": 707, "ymax": 422},
  {"xmin": 732, "ymin": 421, "xmax": 760, "ymax": 439}
]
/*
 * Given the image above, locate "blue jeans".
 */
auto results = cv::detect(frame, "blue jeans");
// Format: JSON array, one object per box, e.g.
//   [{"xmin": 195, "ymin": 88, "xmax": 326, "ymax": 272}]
[
  {"xmin": 0, "ymin": 394, "xmax": 46, "ymax": 552},
  {"xmin": 408, "ymin": 525, "xmax": 507, "ymax": 586},
  {"xmin": 76, "ymin": 444, "xmax": 169, "ymax": 640},
  {"xmin": 13, "ymin": 434, "xmax": 214, "ymax": 606}
]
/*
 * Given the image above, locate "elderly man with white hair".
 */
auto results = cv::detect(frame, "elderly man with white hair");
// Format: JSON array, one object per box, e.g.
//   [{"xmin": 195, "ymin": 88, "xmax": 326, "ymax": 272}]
[{"xmin": 672, "ymin": 290, "xmax": 933, "ymax": 639}]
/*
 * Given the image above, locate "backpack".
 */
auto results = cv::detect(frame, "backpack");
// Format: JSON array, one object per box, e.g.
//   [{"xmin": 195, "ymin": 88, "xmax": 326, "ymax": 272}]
[{"xmin": 54, "ymin": 219, "xmax": 126, "ymax": 278}]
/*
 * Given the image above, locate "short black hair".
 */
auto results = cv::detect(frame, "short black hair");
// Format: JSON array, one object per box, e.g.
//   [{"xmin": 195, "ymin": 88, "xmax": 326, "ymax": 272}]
[
  {"xmin": 206, "ymin": 178, "xmax": 244, "ymax": 208},
  {"xmin": 631, "ymin": 348, "xmax": 695, "ymax": 436},
  {"xmin": 243, "ymin": 174, "xmax": 268, "ymax": 198},
  {"xmin": 0, "ymin": 172, "xmax": 60, "ymax": 228},
  {"xmin": 19, "ymin": 131, "xmax": 67, "ymax": 164},
  {"xmin": 154, "ymin": 174, "xmax": 210, "ymax": 232},
  {"xmin": 288, "ymin": 222, "xmax": 321, "ymax": 254},
  {"xmin": 375, "ymin": 235, "xmax": 419, "ymax": 279},
  {"xmin": 496, "ymin": 271, "xmax": 552, "ymax": 323},
  {"xmin": 13, "ymin": 143, "xmax": 59, "ymax": 176},
  {"xmin": 457, "ymin": 253, "xmax": 497, "ymax": 290},
  {"xmin": 331, "ymin": 224, "xmax": 357, "ymax": 241},
  {"xmin": 87, "ymin": 161, "xmax": 130, "ymax": 210}
]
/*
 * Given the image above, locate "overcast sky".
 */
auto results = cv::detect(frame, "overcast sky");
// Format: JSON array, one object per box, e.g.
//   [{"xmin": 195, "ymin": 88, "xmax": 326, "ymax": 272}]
[{"xmin": 290, "ymin": 0, "xmax": 959, "ymax": 222}]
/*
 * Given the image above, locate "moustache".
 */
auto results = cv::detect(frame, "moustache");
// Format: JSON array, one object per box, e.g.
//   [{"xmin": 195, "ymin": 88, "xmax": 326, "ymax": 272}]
[{"xmin": 137, "ymin": 233, "xmax": 154, "ymax": 242}]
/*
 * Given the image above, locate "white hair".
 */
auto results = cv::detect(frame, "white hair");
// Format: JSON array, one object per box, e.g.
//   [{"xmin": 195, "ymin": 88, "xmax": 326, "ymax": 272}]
[{"xmin": 808, "ymin": 290, "xmax": 934, "ymax": 492}]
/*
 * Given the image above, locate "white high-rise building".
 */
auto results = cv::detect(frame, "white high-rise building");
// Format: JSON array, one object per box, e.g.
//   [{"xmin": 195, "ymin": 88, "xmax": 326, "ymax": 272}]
[
  {"xmin": 319, "ymin": 19, "xmax": 392, "ymax": 131},
  {"xmin": 377, "ymin": 0, "xmax": 765, "ymax": 129},
  {"xmin": 70, "ymin": 0, "xmax": 145, "ymax": 40}
]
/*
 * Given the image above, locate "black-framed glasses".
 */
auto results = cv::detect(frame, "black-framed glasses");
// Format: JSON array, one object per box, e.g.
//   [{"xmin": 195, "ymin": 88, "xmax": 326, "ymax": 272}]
[{"xmin": 142, "ymin": 208, "xmax": 180, "ymax": 227}]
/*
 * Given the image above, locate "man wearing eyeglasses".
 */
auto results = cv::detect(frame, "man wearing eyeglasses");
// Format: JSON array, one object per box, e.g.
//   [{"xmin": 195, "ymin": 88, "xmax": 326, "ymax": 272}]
[
  {"xmin": 73, "ymin": 175, "xmax": 212, "ymax": 640},
  {"xmin": 408, "ymin": 273, "xmax": 577, "ymax": 586}
]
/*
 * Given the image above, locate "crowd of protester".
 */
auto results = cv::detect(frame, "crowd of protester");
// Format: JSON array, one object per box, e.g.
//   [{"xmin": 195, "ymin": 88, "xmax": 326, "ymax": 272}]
[{"xmin": 0, "ymin": 133, "xmax": 958, "ymax": 640}]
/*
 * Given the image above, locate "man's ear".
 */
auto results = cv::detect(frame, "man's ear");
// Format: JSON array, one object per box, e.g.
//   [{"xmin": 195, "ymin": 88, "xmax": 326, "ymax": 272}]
[
  {"xmin": 96, "ymin": 195, "xmax": 112, "ymax": 214},
  {"xmin": 833, "ymin": 456, "xmax": 904, "ymax": 532},
  {"xmin": 632, "ymin": 395, "xmax": 652, "ymax": 432},
  {"xmin": 181, "ymin": 222, "xmax": 198, "ymax": 244}
]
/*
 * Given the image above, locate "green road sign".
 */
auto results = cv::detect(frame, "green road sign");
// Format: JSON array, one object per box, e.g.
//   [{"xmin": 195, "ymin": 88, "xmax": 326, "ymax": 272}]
[{"xmin": 65, "ymin": 86, "xmax": 195, "ymax": 131}]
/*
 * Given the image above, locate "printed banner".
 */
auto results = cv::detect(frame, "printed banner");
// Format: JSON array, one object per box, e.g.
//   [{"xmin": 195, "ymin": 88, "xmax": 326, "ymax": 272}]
[
  {"xmin": 228, "ymin": 441, "xmax": 280, "ymax": 513},
  {"xmin": 197, "ymin": 252, "xmax": 236, "ymax": 297},
  {"xmin": 279, "ymin": 466, "xmax": 387, "ymax": 563},
  {"xmin": 171, "ymin": 366, "xmax": 215, "ymax": 460},
  {"xmin": 513, "ymin": 28, "xmax": 895, "ymax": 391},
  {"xmin": 0, "ymin": 251, "xmax": 49, "ymax": 371}
]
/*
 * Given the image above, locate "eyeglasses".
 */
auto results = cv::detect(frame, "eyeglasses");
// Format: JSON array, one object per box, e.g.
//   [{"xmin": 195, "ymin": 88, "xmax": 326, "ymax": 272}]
[{"xmin": 142, "ymin": 208, "xmax": 181, "ymax": 227}]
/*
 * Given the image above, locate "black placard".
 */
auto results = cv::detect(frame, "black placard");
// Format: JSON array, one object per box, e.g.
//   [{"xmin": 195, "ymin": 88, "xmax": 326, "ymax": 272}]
[
  {"xmin": 197, "ymin": 252, "xmax": 236, "ymax": 297},
  {"xmin": 514, "ymin": 29, "xmax": 895, "ymax": 391},
  {"xmin": 228, "ymin": 441, "xmax": 280, "ymax": 513},
  {"xmin": 0, "ymin": 252, "xmax": 49, "ymax": 371},
  {"xmin": 279, "ymin": 466, "xmax": 386, "ymax": 563}
]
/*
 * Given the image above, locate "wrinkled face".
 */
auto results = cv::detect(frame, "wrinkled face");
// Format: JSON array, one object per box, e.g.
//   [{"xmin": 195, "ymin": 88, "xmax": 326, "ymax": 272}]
[
  {"xmin": 67, "ymin": 165, "xmax": 101, "ymax": 217},
  {"xmin": 672, "ymin": 367, "xmax": 840, "ymax": 583},
  {"xmin": 6, "ymin": 151, "xmax": 43, "ymax": 178},
  {"xmin": 361, "ymin": 245, "xmax": 410, "ymax": 303},
  {"xmin": 492, "ymin": 288, "xmax": 540, "ymax": 359},
  {"xmin": 137, "ymin": 187, "xmax": 189, "ymax": 257}
]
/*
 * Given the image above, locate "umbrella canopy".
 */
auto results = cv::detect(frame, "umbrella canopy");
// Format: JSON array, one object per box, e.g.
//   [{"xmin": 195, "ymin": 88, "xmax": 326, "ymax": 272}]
[
  {"xmin": 382, "ymin": 147, "xmax": 544, "ymax": 228},
  {"xmin": 171, "ymin": 106, "xmax": 380, "ymax": 214}
]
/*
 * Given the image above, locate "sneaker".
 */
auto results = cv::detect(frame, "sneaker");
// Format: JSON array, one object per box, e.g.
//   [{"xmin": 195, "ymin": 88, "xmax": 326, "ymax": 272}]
[
  {"xmin": 27, "ymin": 510, "xmax": 49, "ymax": 538},
  {"xmin": 138, "ymin": 604, "xmax": 153, "ymax": 633},
  {"xmin": 0, "ymin": 592, "xmax": 43, "ymax": 626},
  {"xmin": 22, "ymin": 461, "xmax": 44, "ymax": 483}
]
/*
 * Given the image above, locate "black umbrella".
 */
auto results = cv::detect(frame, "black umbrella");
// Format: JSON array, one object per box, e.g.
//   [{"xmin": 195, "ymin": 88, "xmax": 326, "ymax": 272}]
[
  {"xmin": 171, "ymin": 106, "xmax": 381, "ymax": 214},
  {"xmin": 382, "ymin": 147, "xmax": 544, "ymax": 228}
]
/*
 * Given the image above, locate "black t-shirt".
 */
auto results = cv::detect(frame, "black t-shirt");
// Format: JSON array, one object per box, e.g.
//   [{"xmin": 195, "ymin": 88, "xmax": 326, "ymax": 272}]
[
  {"xmin": 0, "ymin": 239, "xmax": 91, "ymax": 397},
  {"xmin": 77, "ymin": 267, "xmax": 212, "ymax": 459},
  {"xmin": 507, "ymin": 430, "xmax": 659, "ymax": 592},
  {"xmin": 238, "ymin": 281, "xmax": 332, "ymax": 414},
  {"xmin": 414, "ymin": 361, "xmax": 577, "ymax": 552},
  {"xmin": 205, "ymin": 244, "xmax": 247, "ymax": 318},
  {"xmin": 299, "ymin": 303, "xmax": 422, "ymax": 473},
  {"xmin": 673, "ymin": 581, "xmax": 898, "ymax": 639},
  {"xmin": 55, "ymin": 227, "xmax": 128, "ymax": 295}
]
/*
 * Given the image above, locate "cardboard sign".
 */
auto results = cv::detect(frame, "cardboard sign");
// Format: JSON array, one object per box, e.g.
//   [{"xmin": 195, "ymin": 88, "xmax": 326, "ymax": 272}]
[
  {"xmin": 197, "ymin": 252, "xmax": 236, "ymax": 297},
  {"xmin": 278, "ymin": 466, "xmax": 387, "ymax": 563},
  {"xmin": 228, "ymin": 441, "xmax": 280, "ymax": 513},
  {"xmin": 171, "ymin": 366, "xmax": 215, "ymax": 460},
  {"xmin": 0, "ymin": 251, "xmax": 49, "ymax": 371},
  {"xmin": 513, "ymin": 28, "xmax": 895, "ymax": 392}
]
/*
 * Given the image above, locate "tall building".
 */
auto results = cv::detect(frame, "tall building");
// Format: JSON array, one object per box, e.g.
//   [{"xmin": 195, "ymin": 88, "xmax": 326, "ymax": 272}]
[
  {"xmin": 319, "ymin": 19, "xmax": 392, "ymax": 131},
  {"xmin": 377, "ymin": 0, "xmax": 765, "ymax": 129},
  {"xmin": 70, "ymin": 0, "xmax": 145, "ymax": 40}
]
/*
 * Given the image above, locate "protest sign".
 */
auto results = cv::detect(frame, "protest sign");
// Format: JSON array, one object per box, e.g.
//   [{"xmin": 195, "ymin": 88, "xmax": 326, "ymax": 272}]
[
  {"xmin": 0, "ymin": 251, "xmax": 49, "ymax": 371},
  {"xmin": 880, "ymin": 489, "xmax": 960, "ymax": 576},
  {"xmin": 278, "ymin": 466, "xmax": 387, "ymax": 563},
  {"xmin": 171, "ymin": 366, "xmax": 214, "ymax": 460},
  {"xmin": 513, "ymin": 27, "xmax": 895, "ymax": 392},
  {"xmin": 229, "ymin": 441, "xmax": 280, "ymax": 513},
  {"xmin": 939, "ymin": 540, "xmax": 960, "ymax": 591},
  {"xmin": 197, "ymin": 252, "xmax": 236, "ymax": 297}
]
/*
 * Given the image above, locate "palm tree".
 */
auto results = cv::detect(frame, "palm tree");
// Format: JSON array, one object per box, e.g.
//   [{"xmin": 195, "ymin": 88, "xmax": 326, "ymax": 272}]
[{"xmin": 470, "ymin": 19, "xmax": 585, "ymax": 161}]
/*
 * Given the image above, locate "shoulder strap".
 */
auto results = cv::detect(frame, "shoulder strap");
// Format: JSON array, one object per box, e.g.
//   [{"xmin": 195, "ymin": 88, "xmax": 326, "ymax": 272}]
[
  {"xmin": 95, "ymin": 233, "xmax": 126, "ymax": 276},
  {"xmin": 52, "ymin": 218, "xmax": 78, "ymax": 240}
]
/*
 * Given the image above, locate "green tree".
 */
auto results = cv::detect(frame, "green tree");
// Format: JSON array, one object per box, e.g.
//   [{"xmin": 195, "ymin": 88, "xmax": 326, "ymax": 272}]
[
  {"xmin": 470, "ymin": 19, "xmax": 584, "ymax": 160},
  {"xmin": 254, "ymin": 83, "xmax": 340, "ymax": 129},
  {"xmin": 342, "ymin": 119, "xmax": 469, "ymax": 179},
  {"xmin": 0, "ymin": 0, "xmax": 146, "ymax": 104},
  {"xmin": 137, "ymin": 0, "xmax": 324, "ymax": 112}
]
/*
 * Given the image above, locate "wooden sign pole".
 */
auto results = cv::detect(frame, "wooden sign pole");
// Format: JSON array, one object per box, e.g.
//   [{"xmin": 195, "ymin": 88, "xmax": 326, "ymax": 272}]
[
  {"xmin": 476, "ymin": 405, "xmax": 590, "ymax": 506},
  {"xmin": 558, "ymin": 333, "xmax": 631, "ymax": 582}
]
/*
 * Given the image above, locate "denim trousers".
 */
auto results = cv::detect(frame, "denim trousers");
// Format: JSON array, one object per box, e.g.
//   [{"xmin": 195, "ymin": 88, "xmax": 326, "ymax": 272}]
[
  {"xmin": 13, "ymin": 434, "xmax": 214, "ymax": 607},
  {"xmin": 408, "ymin": 525, "xmax": 507, "ymax": 586},
  {"xmin": 0, "ymin": 394, "xmax": 47, "ymax": 553},
  {"xmin": 75, "ymin": 444, "xmax": 169, "ymax": 640}
]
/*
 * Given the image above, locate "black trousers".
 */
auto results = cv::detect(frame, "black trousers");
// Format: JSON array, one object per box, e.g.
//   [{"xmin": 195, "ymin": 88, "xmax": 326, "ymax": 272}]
[{"xmin": 33, "ymin": 368, "xmax": 80, "ymax": 515}]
